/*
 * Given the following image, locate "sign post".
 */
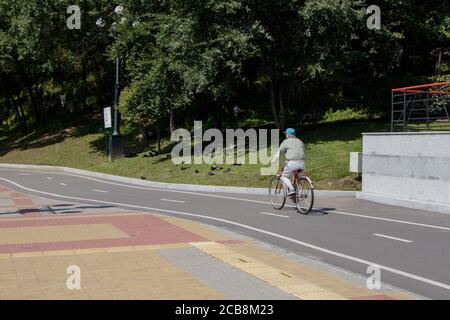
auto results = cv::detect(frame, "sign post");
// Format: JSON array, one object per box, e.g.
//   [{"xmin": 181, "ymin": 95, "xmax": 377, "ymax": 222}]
[{"xmin": 103, "ymin": 107, "xmax": 112, "ymax": 129}]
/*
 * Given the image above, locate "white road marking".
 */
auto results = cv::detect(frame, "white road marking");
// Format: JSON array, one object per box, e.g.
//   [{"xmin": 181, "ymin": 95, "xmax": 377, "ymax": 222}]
[
  {"xmin": 46, "ymin": 177, "xmax": 53, "ymax": 180},
  {"xmin": 161, "ymin": 198, "xmax": 186, "ymax": 204},
  {"xmin": 329, "ymin": 210, "xmax": 450, "ymax": 232},
  {"xmin": 59, "ymin": 183, "xmax": 67, "ymax": 186},
  {"xmin": 260, "ymin": 212, "xmax": 290, "ymax": 218},
  {"xmin": 373, "ymin": 234, "xmax": 413, "ymax": 243},
  {"xmin": 3, "ymin": 169, "xmax": 450, "ymax": 232},
  {"xmin": 92, "ymin": 189, "xmax": 108, "ymax": 193},
  {"xmin": 19, "ymin": 173, "xmax": 32, "ymax": 176},
  {"xmin": 1, "ymin": 176, "xmax": 449, "ymax": 292}
]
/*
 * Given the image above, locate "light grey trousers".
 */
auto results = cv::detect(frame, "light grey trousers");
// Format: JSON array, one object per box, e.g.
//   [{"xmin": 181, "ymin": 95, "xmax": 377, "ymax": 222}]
[{"xmin": 280, "ymin": 160, "xmax": 305, "ymax": 194}]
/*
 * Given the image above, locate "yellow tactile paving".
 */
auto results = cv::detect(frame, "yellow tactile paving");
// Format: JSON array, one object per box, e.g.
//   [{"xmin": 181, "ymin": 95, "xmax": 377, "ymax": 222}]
[
  {"xmin": 0, "ymin": 224, "xmax": 128, "ymax": 245},
  {"xmin": 158, "ymin": 215, "xmax": 236, "ymax": 242},
  {"xmin": 192, "ymin": 242, "xmax": 346, "ymax": 300},
  {"xmin": 197, "ymin": 242, "xmax": 416, "ymax": 300}
]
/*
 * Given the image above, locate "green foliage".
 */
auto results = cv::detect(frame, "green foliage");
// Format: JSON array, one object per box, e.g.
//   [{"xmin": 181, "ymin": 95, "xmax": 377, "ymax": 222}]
[
  {"xmin": 0, "ymin": 0, "xmax": 448, "ymax": 136},
  {"xmin": 119, "ymin": 54, "xmax": 192, "ymax": 128},
  {"xmin": 321, "ymin": 108, "xmax": 371, "ymax": 123}
]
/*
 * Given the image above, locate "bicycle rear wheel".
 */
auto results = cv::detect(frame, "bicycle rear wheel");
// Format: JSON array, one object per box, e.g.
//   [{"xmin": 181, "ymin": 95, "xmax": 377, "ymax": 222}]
[
  {"xmin": 269, "ymin": 175, "xmax": 286, "ymax": 210},
  {"xmin": 295, "ymin": 177, "xmax": 314, "ymax": 214}
]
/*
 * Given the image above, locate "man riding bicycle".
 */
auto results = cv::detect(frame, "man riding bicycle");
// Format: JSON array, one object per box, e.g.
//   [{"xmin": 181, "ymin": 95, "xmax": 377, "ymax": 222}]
[{"xmin": 271, "ymin": 128, "xmax": 305, "ymax": 197}]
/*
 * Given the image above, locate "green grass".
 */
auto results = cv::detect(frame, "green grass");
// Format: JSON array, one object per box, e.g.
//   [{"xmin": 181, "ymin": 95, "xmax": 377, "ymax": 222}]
[
  {"xmin": 399, "ymin": 120, "xmax": 450, "ymax": 132},
  {"xmin": 0, "ymin": 117, "xmax": 389, "ymax": 191}
]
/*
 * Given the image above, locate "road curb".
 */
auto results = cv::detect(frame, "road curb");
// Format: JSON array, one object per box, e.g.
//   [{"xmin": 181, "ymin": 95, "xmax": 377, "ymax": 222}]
[
  {"xmin": 356, "ymin": 192, "xmax": 450, "ymax": 215},
  {"xmin": 0, "ymin": 163, "xmax": 356, "ymax": 197}
]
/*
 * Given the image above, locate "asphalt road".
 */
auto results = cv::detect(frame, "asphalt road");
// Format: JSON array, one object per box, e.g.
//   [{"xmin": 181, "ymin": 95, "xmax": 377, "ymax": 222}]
[{"xmin": 1, "ymin": 168, "xmax": 449, "ymax": 299}]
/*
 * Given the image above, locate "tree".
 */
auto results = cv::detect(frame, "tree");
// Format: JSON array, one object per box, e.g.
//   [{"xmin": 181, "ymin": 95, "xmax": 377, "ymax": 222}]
[{"xmin": 119, "ymin": 51, "xmax": 192, "ymax": 152}]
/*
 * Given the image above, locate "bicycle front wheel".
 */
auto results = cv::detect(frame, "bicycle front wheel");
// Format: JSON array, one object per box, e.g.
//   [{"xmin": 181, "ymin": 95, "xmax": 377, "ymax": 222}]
[
  {"xmin": 295, "ymin": 177, "xmax": 314, "ymax": 214},
  {"xmin": 269, "ymin": 175, "xmax": 286, "ymax": 210}
]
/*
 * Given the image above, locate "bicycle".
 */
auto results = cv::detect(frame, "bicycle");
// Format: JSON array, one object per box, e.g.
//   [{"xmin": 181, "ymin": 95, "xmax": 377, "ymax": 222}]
[{"xmin": 268, "ymin": 165, "xmax": 314, "ymax": 214}]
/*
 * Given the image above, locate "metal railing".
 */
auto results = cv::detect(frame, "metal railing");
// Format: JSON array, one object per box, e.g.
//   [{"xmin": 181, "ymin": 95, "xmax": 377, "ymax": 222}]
[{"xmin": 391, "ymin": 82, "xmax": 450, "ymax": 132}]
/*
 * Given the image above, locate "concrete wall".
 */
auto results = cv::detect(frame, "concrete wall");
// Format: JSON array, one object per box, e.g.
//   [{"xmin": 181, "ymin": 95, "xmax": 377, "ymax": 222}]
[{"xmin": 356, "ymin": 132, "xmax": 450, "ymax": 214}]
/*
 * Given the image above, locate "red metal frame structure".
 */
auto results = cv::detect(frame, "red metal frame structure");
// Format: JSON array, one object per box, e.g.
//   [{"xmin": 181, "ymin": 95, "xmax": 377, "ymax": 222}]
[{"xmin": 391, "ymin": 82, "xmax": 450, "ymax": 131}]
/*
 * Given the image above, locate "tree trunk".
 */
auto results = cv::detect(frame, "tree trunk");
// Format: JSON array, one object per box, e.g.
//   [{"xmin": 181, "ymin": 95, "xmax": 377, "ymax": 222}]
[
  {"xmin": 15, "ymin": 58, "xmax": 39, "ymax": 125},
  {"xmin": 81, "ymin": 58, "xmax": 88, "ymax": 111},
  {"xmin": 9, "ymin": 98, "xmax": 20, "ymax": 124},
  {"xmin": 212, "ymin": 102, "xmax": 222, "ymax": 130},
  {"xmin": 269, "ymin": 78, "xmax": 280, "ymax": 129},
  {"xmin": 9, "ymin": 97, "xmax": 26, "ymax": 131},
  {"xmin": 17, "ymin": 99, "xmax": 26, "ymax": 124},
  {"xmin": 13, "ymin": 96, "xmax": 25, "ymax": 121},
  {"xmin": 170, "ymin": 110, "xmax": 176, "ymax": 134},
  {"xmin": 279, "ymin": 85, "xmax": 287, "ymax": 130},
  {"xmin": 140, "ymin": 126, "xmax": 149, "ymax": 148},
  {"xmin": 33, "ymin": 77, "xmax": 46, "ymax": 126},
  {"xmin": 156, "ymin": 127, "xmax": 161, "ymax": 154}
]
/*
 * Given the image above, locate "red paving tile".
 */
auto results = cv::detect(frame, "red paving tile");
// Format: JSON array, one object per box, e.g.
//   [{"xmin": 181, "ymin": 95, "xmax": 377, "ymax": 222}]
[
  {"xmin": 14, "ymin": 198, "xmax": 34, "ymax": 206},
  {"xmin": 0, "ymin": 214, "xmax": 207, "ymax": 254},
  {"xmin": 10, "ymin": 192, "xmax": 29, "ymax": 198}
]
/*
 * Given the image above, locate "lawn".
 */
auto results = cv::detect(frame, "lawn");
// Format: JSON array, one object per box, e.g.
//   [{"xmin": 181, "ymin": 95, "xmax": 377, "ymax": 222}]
[{"xmin": 0, "ymin": 117, "xmax": 389, "ymax": 190}]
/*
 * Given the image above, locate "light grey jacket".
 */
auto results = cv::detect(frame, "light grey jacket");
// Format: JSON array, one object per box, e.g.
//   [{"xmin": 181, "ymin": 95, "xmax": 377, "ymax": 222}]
[{"xmin": 274, "ymin": 137, "xmax": 305, "ymax": 162}]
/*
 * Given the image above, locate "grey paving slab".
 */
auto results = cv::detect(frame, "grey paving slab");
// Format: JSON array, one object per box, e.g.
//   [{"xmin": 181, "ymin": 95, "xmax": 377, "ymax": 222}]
[{"xmin": 157, "ymin": 247, "xmax": 296, "ymax": 300}]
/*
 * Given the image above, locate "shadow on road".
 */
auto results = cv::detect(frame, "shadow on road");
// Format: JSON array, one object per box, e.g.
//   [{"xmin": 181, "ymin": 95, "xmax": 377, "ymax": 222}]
[
  {"xmin": 308, "ymin": 207, "xmax": 336, "ymax": 216},
  {"xmin": 0, "ymin": 204, "xmax": 116, "ymax": 216}
]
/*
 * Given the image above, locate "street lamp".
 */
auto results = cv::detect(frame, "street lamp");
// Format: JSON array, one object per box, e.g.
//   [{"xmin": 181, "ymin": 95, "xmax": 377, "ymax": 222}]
[{"xmin": 96, "ymin": 5, "xmax": 133, "ymax": 161}]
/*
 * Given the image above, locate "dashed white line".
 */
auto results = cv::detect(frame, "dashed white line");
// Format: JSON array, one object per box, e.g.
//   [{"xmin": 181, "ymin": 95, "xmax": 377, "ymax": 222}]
[
  {"xmin": 59, "ymin": 183, "xmax": 67, "ymax": 186},
  {"xmin": 161, "ymin": 199, "xmax": 186, "ymax": 204},
  {"xmin": 0, "ymin": 176, "xmax": 449, "ymax": 291},
  {"xmin": 330, "ymin": 210, "xmax": 450, "ymax": 232},
  {"xmin": 260, "ymin": 212, "xmax": 290, "ymax": 218},
  {"xmin": 19, "ymin": 173, "xmax": 32, "ymax": 176},
  {"xmin": 3, "ymin": 169, "xmax": 450, "ymax": 232},
  {"xmin": 373, "ymin": 234, "xmax": 413, "ymax": 243},
  {"xmin": 46, "ymin": 177, "xmax": 53, "ymax": 180},
  {"xmin": 92, "ymin": 189, "xmax": 108, "ymax": 193}
]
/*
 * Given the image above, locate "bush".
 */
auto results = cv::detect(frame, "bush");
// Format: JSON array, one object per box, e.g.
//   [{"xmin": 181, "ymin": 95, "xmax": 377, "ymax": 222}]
[{"xmin": 321, "ymin": 108, "xmax": 370, "ymax": 123}]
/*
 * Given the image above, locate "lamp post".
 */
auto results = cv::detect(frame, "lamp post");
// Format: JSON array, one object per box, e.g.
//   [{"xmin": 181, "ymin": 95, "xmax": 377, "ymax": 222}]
[
  {"xmin": 108, "ymin": 53, "xmax": 124, "ymax": 161},
  {"xmin": 96, "ymin": 5, "xmax": 130, "ymax": 161}
]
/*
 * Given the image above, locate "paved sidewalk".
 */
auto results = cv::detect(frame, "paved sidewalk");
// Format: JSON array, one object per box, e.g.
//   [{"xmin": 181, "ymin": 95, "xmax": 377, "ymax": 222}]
[{"xmin": 0, "ymin": 184, "xmax": 416, "ymax": 300}]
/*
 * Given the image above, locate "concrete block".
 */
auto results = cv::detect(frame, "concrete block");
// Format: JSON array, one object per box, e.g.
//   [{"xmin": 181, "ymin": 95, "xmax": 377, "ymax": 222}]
[
  {"xmin": 360, "ymin": 132, "xmax": 450, "ymax": 214},
  {"xmin": 349, "ymin": 152, "xmax": 362, "ymax": 173}
]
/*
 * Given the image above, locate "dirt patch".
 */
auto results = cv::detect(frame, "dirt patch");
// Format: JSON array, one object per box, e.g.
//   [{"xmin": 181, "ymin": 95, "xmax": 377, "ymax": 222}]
[{"xmin": 315, "ymin": 176, "xmax": 361, "ymax": 191}]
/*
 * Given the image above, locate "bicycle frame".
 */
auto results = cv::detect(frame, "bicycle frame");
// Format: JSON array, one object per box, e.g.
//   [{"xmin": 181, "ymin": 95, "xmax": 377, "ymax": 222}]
[
  {"xmin": 275, "ymin": 168, "xmax": 305, "ymax": 196},
  {"xmin": 275, "ymin": 167, "xmax": 313, "ymax": 192},
  {"xmin": 270, "ymin": 166, "xmax": 314, "ymax": 213}
]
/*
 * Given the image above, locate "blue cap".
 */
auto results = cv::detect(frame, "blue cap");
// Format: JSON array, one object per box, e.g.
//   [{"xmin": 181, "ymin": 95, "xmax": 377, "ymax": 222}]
[{"xmin": 284, "ymin": 128, "xmax": 296, "ymax": 135}]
